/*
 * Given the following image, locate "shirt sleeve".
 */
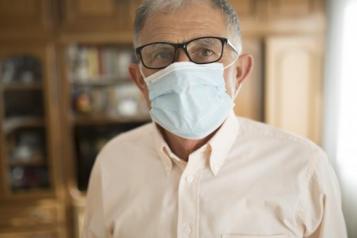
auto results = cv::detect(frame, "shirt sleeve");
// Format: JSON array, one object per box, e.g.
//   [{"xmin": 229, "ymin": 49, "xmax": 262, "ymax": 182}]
[
  {"xmin": 297, "ymin": 149, "xmax": 347, "ymax": 238},
  {"xmin": 81, "ymin": 159, "xmax": 110, "ymax": 238}
]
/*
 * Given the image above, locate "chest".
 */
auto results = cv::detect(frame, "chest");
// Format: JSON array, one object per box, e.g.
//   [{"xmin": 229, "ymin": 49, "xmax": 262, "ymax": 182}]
[{"xmin": 106, "ymin": 167, "xmax": 303, "ymax": 238}]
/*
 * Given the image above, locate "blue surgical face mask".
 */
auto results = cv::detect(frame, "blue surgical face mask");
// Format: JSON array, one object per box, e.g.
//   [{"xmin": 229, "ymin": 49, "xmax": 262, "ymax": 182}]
[{"xmin": 141, "ymin": 62, "xmax": 236, "ymax": 139}]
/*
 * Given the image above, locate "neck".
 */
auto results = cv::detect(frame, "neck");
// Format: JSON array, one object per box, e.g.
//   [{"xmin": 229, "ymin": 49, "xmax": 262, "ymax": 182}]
[{"xmin": 158, "ymin": 126, "xmax": 217, "ymax": 161}]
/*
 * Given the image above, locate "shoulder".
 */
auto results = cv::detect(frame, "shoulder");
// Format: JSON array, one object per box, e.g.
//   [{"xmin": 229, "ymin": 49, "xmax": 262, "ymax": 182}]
[
  {"xmin": 235, "ymin": 116, "xmax": 328, "ymax": 170},
  {"xmin": 233, "ymin": 117, "xmax": 338, "ymax": 196},
  {"xmin": 237, "ymin": 116, "xmax": 323, "ymax": 152}
]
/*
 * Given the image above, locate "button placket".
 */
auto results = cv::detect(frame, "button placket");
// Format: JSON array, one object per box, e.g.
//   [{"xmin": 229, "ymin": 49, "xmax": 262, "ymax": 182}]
[
  {"xmin": 183, "ymin": 223, "xmax": 192, "ymax": 235},
  {"xmin": 185, "ymin": 174, "xmax": 195, "ymax": 184},
  {"xmin": 177, "ymin": 155, "xmax": 203, "ymax": 238}
]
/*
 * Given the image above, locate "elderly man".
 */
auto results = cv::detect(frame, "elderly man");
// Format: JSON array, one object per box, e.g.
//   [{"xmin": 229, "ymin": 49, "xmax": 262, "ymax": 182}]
[{"xmin": 82, "ymin": 0, "xmax": 347, "ymax": 237}]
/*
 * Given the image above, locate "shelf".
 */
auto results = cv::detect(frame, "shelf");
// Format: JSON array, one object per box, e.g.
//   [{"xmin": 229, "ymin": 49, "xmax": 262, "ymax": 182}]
[
  {"xmin": 9, "ymin": 157, "xmax": 46, "ymax": 167},
  {"xmin": 72, "ymin": 114, "xmax": 150, "ymax": 126},
  {"xmin": 11, "ymin": 187, "xmax": 52, "ymax": 194},
  {"xmin": 70, "ymin": 76, "xmax": 131, "ymax": 87},
  {"xmin": 2, "ymin": 82, "xmax": 42, "ymax": 91},
  {"xmin": 3, "ymin": 117, "xmax": 45, "ymax": 134}
]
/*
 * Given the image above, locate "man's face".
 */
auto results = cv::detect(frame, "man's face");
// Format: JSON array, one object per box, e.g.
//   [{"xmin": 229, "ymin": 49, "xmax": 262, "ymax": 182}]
[{"xmin": 130, "ymin": 2, "xmax": 246, "ymax": 106}]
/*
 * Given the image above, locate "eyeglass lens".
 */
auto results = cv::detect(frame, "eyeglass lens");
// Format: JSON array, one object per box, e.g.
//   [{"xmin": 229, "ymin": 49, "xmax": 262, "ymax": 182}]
[{"xmin": 140, "ymin": 37, "xmax": 224, "ymax": 69}]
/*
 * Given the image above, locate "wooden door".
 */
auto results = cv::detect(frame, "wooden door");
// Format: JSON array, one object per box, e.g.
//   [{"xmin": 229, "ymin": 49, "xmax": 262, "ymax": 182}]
[{"xmin": 265, "ymin": 36, "xmax": 323, "ymax": 143}]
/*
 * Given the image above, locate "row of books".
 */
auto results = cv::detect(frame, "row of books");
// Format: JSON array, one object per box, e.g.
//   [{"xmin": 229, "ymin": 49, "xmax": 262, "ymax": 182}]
[
  {"xmin": 68, "ymin": 45, "xmax": 135, "ymax": 82},
  {"xmin": 72, "ymin": 83, "xmax": 148, "ymax": 118},
  {"xmin": 0, "ymin": 55, "xmax": 42, "ymax": 84}
]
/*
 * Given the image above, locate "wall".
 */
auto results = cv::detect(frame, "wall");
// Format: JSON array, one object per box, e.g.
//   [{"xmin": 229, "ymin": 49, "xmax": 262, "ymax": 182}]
[{"xmin": 323, "ymin": 0, "xmax": 357, "ymax": 236}]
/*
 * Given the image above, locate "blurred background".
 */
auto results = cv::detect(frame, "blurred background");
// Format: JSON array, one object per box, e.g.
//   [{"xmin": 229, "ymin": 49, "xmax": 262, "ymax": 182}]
[{"xmin": 0, "ymin": 0, "xmax": 356, "ymax": 237}]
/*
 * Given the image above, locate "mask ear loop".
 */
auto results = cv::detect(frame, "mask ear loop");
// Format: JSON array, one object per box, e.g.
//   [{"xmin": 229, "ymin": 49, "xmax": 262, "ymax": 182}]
[
  {"xmin": 139, "ymin": 64, "xmax": 147, "ymax": 79},
  {"xmin": 223, "ymin": 58, "xmax": 238, "ymax": 70},
  {"xmin": 234, "ymin": 82, "xmax": 243, "ymax": 99},
  {"xmin": 223, "ymin": 58, "xmax": 242, "ymax": 99}
]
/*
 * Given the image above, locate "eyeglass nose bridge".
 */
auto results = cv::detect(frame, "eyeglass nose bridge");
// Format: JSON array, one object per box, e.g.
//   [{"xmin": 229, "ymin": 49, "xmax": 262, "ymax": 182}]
[{"xmin": 173, "ymin": 42, "xmax": 192, "ymax": 63}]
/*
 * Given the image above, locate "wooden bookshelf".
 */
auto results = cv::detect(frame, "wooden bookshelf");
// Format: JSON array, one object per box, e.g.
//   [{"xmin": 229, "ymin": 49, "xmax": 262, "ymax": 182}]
[
  {"xmin": 2, "ymin": 83, "xmax": 43, "ymax": 91},
  {"xmin": 3, "ymin": 117, "xmax": 45, "ymax": 134},
  {"xmin": 73, "ymin": 115, "xmax": 149, "ymax": 126},
  {"xmin": 8, "ymin": 157, "xmax": 46, "ymax": 167},
  {"xmin": 0, "ymin": 43, "xmax": 67, "ymax": 237},
  {"xmin": 60, "ymin": 42, "xmax": 150, "ymax": 197}
]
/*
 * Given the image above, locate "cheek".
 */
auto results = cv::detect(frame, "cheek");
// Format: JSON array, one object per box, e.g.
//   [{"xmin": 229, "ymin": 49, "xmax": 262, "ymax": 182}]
[
  {"xmin": 142, "ymin": 67, "xmax": 159, "ymax": 77},
  {"xmin": 223, "ymin": 69, "xmax": 236, "ymax": 97}
]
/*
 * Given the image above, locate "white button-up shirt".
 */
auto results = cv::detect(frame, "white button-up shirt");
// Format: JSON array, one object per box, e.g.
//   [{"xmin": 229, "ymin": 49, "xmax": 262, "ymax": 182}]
[{"xmin": 82, "ymin": 113, "xmax": 347, "ymax": 238}]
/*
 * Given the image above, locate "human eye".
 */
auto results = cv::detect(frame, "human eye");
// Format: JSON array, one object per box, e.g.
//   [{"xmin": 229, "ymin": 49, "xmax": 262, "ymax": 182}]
[
  {"xmin": 142, "ymin": 44, "xmax": 174, "ymax": 67},
  {"xmin": 189, "ymin": 45, "xmax": 220, "ymax": 63},
  {"xmin": 152, "ymin": 50, "xmax": 173, "ymax": 60},
  {"xmin": 188, "ymin": 37, "xmax": 224, "ymax": 62},
  {"xmin": 197, "ymin": 47, "xmax": 216, "ymax": 57}
]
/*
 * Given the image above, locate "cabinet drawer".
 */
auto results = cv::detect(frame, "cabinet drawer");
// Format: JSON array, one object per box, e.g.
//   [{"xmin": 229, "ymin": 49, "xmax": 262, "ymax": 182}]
[
  {"xmin": 0, "ymin": 0, "xmax": 53, "ymax": 34},
  {"xmin": 62, "ymin": 0, "xmax": 124, "ymax": 32},
  {"xmin": 0, "ymin": 205, "xmax": 61, "ymax": 228},
  {"xmin": 0, "ymin": 231, "xmax": 59, "ymax": 238}
]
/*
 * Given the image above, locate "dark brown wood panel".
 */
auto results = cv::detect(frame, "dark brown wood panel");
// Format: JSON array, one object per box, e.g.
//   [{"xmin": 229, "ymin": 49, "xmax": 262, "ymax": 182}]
[{"xmin": 0, "ymin": 0, "xmax": 53, "ymax": 35}]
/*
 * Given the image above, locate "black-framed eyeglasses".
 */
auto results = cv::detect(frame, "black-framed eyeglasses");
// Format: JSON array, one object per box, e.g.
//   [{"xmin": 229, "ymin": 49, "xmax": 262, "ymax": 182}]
[{"xmin": 135, "ymin": 36, "xmax": 239, "ymax": 69}]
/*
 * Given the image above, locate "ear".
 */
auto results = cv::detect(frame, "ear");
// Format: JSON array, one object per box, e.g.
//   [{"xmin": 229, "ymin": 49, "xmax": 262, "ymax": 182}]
[
  {"xmin": 129, "ymin": 63, "xmax": 148, "ymax": 96},
  {"xmin": 235, "ymin": 53, "xmax": 254, "ymax": 85}
]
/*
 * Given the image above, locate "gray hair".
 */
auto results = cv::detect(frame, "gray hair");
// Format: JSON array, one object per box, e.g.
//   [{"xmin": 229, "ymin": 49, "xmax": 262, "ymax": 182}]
[{"xmin": 133, "ymin": 0, "xmax": 242, "ymax": 51}]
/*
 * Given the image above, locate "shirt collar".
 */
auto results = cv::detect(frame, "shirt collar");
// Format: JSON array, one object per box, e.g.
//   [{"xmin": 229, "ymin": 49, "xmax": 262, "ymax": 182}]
[
  {"xmin": 207, "ymin": 111, "xmax": 240, "ymax": 175},
  {"xmin": 153, "ymin": 127, "xmax": 174, "ymax": 175},
  {"xmin": 153, "ymin": 111, "xmax": 239, "ymax": 176}
]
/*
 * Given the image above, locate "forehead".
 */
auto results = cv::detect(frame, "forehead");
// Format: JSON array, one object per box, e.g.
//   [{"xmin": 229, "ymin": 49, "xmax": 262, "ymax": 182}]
[{"xmin": 138, "ymin": 2, "xmax": 228, "ymax": 46}]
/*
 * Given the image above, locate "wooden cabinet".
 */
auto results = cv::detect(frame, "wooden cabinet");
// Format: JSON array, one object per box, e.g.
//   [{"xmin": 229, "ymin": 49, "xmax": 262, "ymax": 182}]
[
  {"xmin": 0, "ymin": 0, "xmax": 144, "ymax": 37},
  {"xmin": 230, "ymin": 0, "xmax": 325, "ymax": 143},
  {"xmin": 62, "ymin": 0, "xmax": 121, "ymax": 32},
  {"xmin": 230, "ymin": 0, "xmax": 258, "ymax": 17},
  {"xmin": 0, "ymin": 42, "xmax": 66, "ymax": 237},
  {"xmin": 72, "ymin": 199, "xmax": 85, "ymax": 238},
  {"xmin": 0, "ymin": 203, "xmax": 65, "ymax": 229},
  {"xmin": 231, "ymin": 0, "xmax": 323, "ymax": 18},
  {"xmin": 266, "ymin": 0, "xmax": 319, "ymax": 17},
  {"xmin": 235, "ymin": 35, "xmax": 324, "ymax": 144},
  {"xmin": 0, "ymin": 229, "xmax": 66, "ymax": 238},
  {"xmin": 265, "ymin": 36, "xmax": 323, "ymax": 143},
  {"xmin": 62, "ymin": 0, "xmax": 141, "ymax": 34},
  {"xmin": 0, "ymin": 0, "xmax": 54, "ymax": 36},
  {"xmin": 0, "ymin": 42, "xmax": 61, "ymax": 199},
  {"xmin": 58, "ymin": 42, "xmax": 149, "ymax": 193},
  {"xmin": 231, "ymin": 0, "xmax": 325, "ymax": 34}
]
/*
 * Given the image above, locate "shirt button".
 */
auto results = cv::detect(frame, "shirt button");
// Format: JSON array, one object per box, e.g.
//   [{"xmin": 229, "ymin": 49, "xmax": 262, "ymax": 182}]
[
  {"xmin": 182, "ymin": 223, "xmax": 192, "ymax": 234},
  {"xmin": 185, "ymin": 175, "xmax": 195, "ymax": 184}
]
